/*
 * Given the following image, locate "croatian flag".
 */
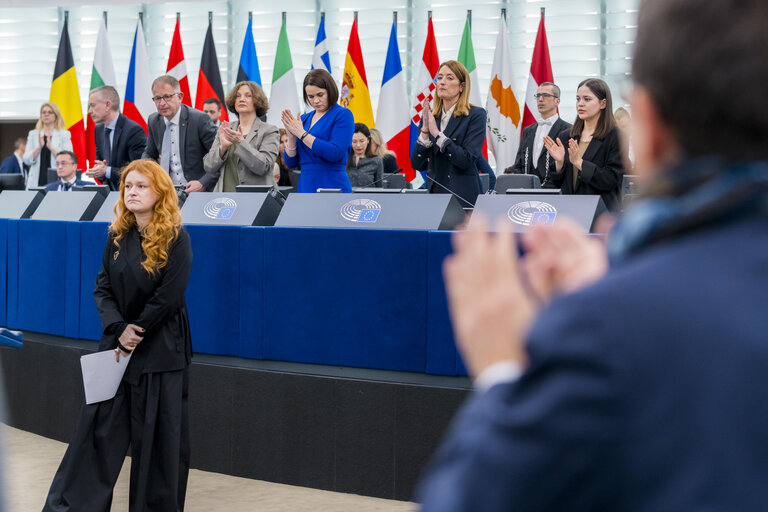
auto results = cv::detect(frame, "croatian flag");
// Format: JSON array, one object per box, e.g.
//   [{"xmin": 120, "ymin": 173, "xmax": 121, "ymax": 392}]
[
  {"xmin": 311, "ymin": 14, "xmax": 331, "ymax": 73},
  {"xmin": 410, "ymin": 16, "xmax": 440, "ymax": 186},
  {"xmin": 124, "ymin": 18, "xmax": 153, "ymax": 134},
  {"xmin": 376, "ymin": 20, "xmax": 413, "ymax": 180}
]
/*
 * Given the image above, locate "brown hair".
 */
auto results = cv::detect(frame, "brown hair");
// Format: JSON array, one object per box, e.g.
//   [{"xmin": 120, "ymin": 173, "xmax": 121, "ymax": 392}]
[
  {"xmin": 302, "ymin": 69, "xmax": 339, "ymax": 107},
  {"xmin": 347, "ymin": 123, "xmax": 374, "ymax": 168},
  {"xmin": 36, "ymin": 102, "xmax": 65, "ymax": 131},
  {"xmin": 570, "ymin": 78, "xmax": 616, "ymax": 140},
  {"xmin": 633, "ymin": 0, "xmax": 768, "ymax": 159},
  {"xmin": 369, "ymin": 128, "xmax": 396, "ymax": 157},
  {"xmin": 151, "ymin": 75, "xmax": 181, "ymax": 93},
  {"xmin": 111, "ymin": 160, "xmax": 182, "ymax": 275},
  {"xmin": 225, "ymin": 81, "xmax": 269, "ymax": 118},
  {"xmin": 431, "ymin": 61, "xmax": 472, "ymax": 118}
]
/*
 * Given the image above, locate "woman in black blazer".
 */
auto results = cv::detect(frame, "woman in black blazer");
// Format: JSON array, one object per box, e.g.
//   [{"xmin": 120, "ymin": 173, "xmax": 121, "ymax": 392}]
[
  {"xmin": 543, "ymin": 78, "xmax": 625, "ymax": 211},
  {"xmin": 411, "ymin": 60, "xmax": 486, "ymax": 208}
]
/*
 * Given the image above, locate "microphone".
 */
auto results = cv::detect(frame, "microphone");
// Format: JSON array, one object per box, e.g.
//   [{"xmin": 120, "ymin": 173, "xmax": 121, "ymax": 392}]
[
  {"xmin": 356, "ymin": 169, "xmax": 406, "ymax": 190},
  {"xmin": 423, "ymin": 173, "xmax": 475, "ymax": 209}
]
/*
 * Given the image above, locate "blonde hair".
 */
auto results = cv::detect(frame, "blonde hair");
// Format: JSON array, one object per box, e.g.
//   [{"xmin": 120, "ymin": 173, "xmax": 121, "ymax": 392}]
[
  {"xmin": 431, "ymin": 61, "xmax": 472, "ymax": 118},
  {"xmin": 36, "ymin": 102, "xmax": 65, "ymax": 131},
  {"xmin": 111, "ymin": 160, "xmax": 182, "ymax": 275},
  {"xmin": 369, "ymin": 128, "xmax": 396, "ymax": 157}
]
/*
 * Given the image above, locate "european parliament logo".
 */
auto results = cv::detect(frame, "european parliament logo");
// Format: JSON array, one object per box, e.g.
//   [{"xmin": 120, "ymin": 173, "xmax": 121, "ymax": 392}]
[
  {"xmin": 507, "ymin": 201, "xmax": 557, "ymax": 226},
  {"xmin": 340, "ymin": 199, "xmax": 382, "ymax": 223},
  {"xmin": 203, "ymin": 197, "xmax": 237, "ymax": 220}
]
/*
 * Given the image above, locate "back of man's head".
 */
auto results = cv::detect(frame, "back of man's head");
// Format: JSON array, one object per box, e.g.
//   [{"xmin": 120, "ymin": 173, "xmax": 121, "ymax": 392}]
[
  {"xmin": 13, "ymin": 137, "xmax": 25, "ymax": 151},
  {"xmin": 91, "ymin": 85, "xmax": 121, "ymax": 111},
  {"xmin": 633, "ymin": 0, "xmax": 768, "ymax": 160}
]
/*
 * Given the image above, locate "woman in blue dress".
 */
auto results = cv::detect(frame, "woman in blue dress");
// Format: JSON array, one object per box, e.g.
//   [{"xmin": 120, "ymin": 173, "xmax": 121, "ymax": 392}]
[{"xmin": 281, "ymin": 69, "xmax": 355, "ymax": 193}]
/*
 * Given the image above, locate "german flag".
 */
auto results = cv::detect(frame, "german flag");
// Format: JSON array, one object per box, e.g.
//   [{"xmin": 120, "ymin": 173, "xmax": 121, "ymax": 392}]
[
  {"xmin": 194, "ymin": 20, "xmax": 228, "ymax": 122},
  {"xmin": 50, "ymin": 16, "xmax": 86, "ymax": 168}
]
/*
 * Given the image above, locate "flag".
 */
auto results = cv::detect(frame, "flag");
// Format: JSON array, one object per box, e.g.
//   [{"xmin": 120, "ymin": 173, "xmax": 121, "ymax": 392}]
[
  {"xmin": 486, "ymin": 16, "xmax": 522, "ymax": 174},
  {"xmin": 340, "ymin": 17, "xmax": 375, "ymax": 128},
  {"xmin": 523, "ymin": 9, "xmax": 555, "ymax": 131},
  {"xmin": 86, "ymin": 17, "xmax": 116, "ymax": 168},
  {"xmin": 195, "ymin": 20, "xmax": 229, "ymax": 122},
  {"xmin": 124, "ymin": 19, "xmax": 153, "ymax": 134},
  {"xmin": 267, "ymin": 16, "xmax": 300, "ymax": 126},
  {"xmin": 167, "ymin": 16, "xmax": 193, "ymax": 107},
  {"xmin": 237, "ymin": 17, "xmax": 262, "ymax": 86},
  {"xmin": 409, "ymin": 16, "xmax": 440, "ymax": 187},
  {"xmin": 50, "ymin": 17, "xmax": 86, "ymax": 168},
  {"xmin": 311, "ymin": 14, "xmax": 331, "ymax": 73},
  {"xmin": 457, "ymin": 15, "xmax": 488, "ymax": 160},
  {"xmin": 376, "ymin": 20, "xmax": 413, "ymax": 180}
]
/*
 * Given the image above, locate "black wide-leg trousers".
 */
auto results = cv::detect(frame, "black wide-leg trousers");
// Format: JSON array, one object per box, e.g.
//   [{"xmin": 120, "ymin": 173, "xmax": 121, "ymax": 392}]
[{"xmin": 43, "ymin": 368, "xmax": 189, "ymax": 512}]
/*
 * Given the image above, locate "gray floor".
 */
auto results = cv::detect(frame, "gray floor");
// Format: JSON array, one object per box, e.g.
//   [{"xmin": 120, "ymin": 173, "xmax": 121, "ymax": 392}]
[{"xmin": 2, "ymin": 424, "xmax": 416, "ymax": 511}]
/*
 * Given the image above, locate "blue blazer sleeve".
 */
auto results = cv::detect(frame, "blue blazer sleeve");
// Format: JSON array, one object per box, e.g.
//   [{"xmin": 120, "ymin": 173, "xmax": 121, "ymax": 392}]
[{"xmin": 310, "ymin": 106, "xmax": 355, "ymax": 163}]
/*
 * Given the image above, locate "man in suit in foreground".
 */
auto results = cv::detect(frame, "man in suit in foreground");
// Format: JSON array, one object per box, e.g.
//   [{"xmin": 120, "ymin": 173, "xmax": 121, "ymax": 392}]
[
  {"xmin": 505, "ymin": 82, "xmax": 570, "ymax": 185},
  {"xmin": 0, "ymin": 138, "xmax": 28, "ymax": 175},
  {"xmin": 142, "ymin": 75, "xmax": 217, "ymax": 193},
  {"xmin": 86, "ymin": 85, "xmax": 146, "ymax": 190},
  {"xmin": 418, "ymin": 0, "xmax": 768, "ymax": 510},
  {"xmin": 44, "ymin": 151, "xmax": 91, "ymax": 191}
]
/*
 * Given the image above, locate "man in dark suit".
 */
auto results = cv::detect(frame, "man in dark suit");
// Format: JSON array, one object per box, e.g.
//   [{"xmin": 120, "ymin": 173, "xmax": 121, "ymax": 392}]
[
  {"xmin": 0, "ymin": 138, "xmax": 29, "ymax": 175},
  {"xmin": 505, "ymin": 82, "xmax": 570, "ymax": 186},
  {"xmin": 44, "ymin": 150, "xmax": 91, "ymax": 191},
  {"xmin": 417, "ymin": 0, "xmax": 768, "ymax": 510},
  {"xmin": 86, "ymin": 85, "xmax": 146, "ymax": 190},
  {"xmin": 142, "ymin": 75, "xmax": 217, "ymax": 193},
  {"xmin": 202, "ymin": 98, "xmax": 222, "ymax": 128}
]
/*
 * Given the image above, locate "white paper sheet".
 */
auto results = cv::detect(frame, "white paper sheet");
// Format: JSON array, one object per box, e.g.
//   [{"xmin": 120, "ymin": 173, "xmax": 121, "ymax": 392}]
[{"xmin": 80, "ymin": 350, "xmax": 132, "ymax": 404}]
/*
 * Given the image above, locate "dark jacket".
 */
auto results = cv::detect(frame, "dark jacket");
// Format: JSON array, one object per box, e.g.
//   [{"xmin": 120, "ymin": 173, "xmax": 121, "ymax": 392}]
[
  {"xmin": 94, "ymin": 226, "xmax": 193, "ymax": 384},
  {"xmin": 95, "ymin": 114, "xmax": 147, "ymax": 190},
  {"xmin": 546, "ymin": 126, "xmax": 624, "ymax": 211},
  {"xmin": 506, "ymin": 117, "xmax": 572, "ymax": 184},
  {"xmin": 43, "ymin": 177, "xmax": 92, "ymax": 191},
  {"xmin": 411, "ymin": 106, "xmax": 486, "ymax": 208},
  {"xmin": 347, "ymin": 156, "xmax": 384, "ymax": 188},
  {"xmin": 142, "ymin": 105, "xmax": 217, "ymax": 189},
  {"xmin": 0, "ymin": 154, "xmax": 27, "ymax": 175}
]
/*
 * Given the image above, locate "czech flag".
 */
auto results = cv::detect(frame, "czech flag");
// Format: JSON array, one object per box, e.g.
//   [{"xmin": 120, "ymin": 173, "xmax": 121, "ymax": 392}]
[
  {"xmin": 376, "ymin": 20, "xmax": 413, "ymax": 180},
  {"xmin": 50, "ymin": 15, "xmax": 86, "ymax": 167},
  {"xmin": 195, "ymin": 19, "xmax": 229, "ymax": 122},
  {"xmin": 340, "ymin": 17, "xmax": 374, "ymax": 128},
  {"xmin": 124, "ymin": 18, "xmax": 153, "ymax": 134}
]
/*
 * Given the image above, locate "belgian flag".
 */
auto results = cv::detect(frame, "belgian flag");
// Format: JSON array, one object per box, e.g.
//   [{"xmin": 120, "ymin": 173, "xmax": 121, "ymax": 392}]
[
  {"xmin": 50, "ymin": 15, "xmax": 86, "ymax": 168},
  {"xmin": 194, "ymin": 19, "xmax": 228, "ymax": 122}
]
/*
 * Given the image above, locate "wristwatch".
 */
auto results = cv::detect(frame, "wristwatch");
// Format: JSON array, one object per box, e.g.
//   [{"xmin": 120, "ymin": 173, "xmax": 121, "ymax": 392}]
[{"xmin": 300, "ymin": 131, "xmax": 310, "ymax": 141}]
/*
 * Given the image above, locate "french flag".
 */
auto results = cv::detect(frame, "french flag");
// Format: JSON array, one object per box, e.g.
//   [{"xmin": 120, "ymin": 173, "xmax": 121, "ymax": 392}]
[
  {"xmin": 376, "ymin": 20, "xmax": 413, "ymax": 181},
  {"xmin": 410, "ymin": 16, "xmax": 440, "ymax": 186},
  {"xmin": 124, "ymin": 18, "xmax": 153, "ymax": 134}
]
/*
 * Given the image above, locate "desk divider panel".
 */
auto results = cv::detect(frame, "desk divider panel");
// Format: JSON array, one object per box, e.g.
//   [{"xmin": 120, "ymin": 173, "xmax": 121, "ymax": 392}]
[
  {"xmin": 6, "ymin": 221, "xmax": 19, "ymax": 329},
  {"xmin": 426, "ymin": 231, "xmax": 461, "ymax": 375},
  {"xmin": 79, "ymin": 222, "xmax": 110, "ymax": 341},
  {"xmin": 185, "ymin": 225, "xmax": 242, "ymax": 356},
  {"xmin": 238, "ymin": 227, "xmax": 265, "ymax": 359},
  {"xmin": 0, "ymin": 220, "xmax": 7, "ymax": 326},
  {"xmin": 263, "ymin": 227, "xmax": 428, "ymax": 372}
]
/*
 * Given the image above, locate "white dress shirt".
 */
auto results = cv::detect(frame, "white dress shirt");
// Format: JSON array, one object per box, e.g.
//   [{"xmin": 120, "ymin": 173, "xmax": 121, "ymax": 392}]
[
  {"xmin": 163, "ymin": 110, "xmax": 186, "ymax": 186},
  {"xmin": 532, "ymin": 113, "xmax": 559, "ymax": 168}
]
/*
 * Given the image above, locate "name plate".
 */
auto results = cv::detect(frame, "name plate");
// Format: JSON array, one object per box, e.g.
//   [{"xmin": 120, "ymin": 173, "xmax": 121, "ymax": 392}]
[
  {"xmin": 472, "ymin": 194, "xmax": 606, "ymax": 232},
  {"xmin": 181, "ymin": 192, "xmax": 283, "ymax": 226}
]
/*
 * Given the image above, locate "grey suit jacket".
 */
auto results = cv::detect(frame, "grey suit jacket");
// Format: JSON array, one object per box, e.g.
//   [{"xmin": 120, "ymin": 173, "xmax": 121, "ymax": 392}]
[
  {"xmin": 203, "ymin": 118, "xmax": 280, "ymax": 190},
  {"xmin": 142, "ymin": 104, "xmax": 217, "ymax": 189}
]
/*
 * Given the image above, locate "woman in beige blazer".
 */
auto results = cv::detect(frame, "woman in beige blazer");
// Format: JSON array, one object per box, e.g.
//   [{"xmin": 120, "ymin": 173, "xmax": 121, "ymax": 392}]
[{"xmin": 203, "ymin": 81, "xmax": 280, "ymax": 192}]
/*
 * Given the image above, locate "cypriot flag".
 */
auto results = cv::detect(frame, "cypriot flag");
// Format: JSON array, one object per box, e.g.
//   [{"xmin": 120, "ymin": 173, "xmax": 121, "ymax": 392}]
[{"xmin": 486, "ymin": 16, "xmax": 522, "ymax": 174}]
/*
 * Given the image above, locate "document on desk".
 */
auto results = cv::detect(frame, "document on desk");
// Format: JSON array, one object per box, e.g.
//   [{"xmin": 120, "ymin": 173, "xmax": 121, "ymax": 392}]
[{"xmin": 80, "ymin": 350, "xmax": 131, "ymax": 404}]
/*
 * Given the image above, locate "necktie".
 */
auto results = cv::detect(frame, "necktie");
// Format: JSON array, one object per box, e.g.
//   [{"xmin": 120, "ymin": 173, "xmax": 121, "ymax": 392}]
[
  {"xmin": 103, "ymin": 127, "xmax": 112, "ymax": 165},
  {"xmin": 63, "ymin": 181, "xmax": 72, "ymax": 191},
  {"xmin": 161, "ymin": 122, "xmax": 172, "ymax": 172}
]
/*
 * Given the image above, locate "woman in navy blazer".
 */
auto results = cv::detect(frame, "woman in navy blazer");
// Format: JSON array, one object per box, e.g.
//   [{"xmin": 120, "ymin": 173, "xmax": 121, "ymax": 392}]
[
  {"xmin": 543, "ymin": 78, "xmax": 625, "ymax": 211},
  {"xmin": 282, "ymin": 69, "xmax": 354, "ymax": 193},
  {"xmin": 411, "ymin": 60, "xmax": 486, "ymax": 208}
]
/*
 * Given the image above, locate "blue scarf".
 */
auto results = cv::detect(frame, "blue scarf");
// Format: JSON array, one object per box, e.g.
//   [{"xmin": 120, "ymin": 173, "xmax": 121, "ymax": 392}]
[{"xmin": 607, "ymin": 158, "xmax": 768, "ymax": 265}]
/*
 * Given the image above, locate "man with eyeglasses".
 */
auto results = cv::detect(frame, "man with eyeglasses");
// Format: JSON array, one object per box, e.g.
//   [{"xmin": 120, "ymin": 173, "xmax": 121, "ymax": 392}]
[
  {"xmin": 142, "ymin": 75, "xmax": 217, "ymax": 193},
  {"xmin": 44, "ymin": 151, "xmax": 91, "ymax": 191},
  {"xmin": 505, "ymin": 82, "xmax": 571, "ymax": 185}
]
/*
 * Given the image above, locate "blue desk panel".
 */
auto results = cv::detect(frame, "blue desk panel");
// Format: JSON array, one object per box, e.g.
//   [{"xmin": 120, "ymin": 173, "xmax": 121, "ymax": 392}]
[
  {"xmin": 238, "ymin": 227, "xmax": 264, "ymax": 359},
  {"xmin": 6, "ymin": 220, "xmax": 19, "ymax": 329},
  {"xmin": 79, "ymin": 222, "xmax": 109, "ymax": 341},
  {"xmin": 0, "ymin": 219, "xmax": 7, "ymax": 327},
  {"xmin": 16, "ymin": 220, "xmax": 80, "ymax": 337},
  {"xmin": 263, "ymin": 228, "xmax": 428, "ymax": 372},
  {"xmin": 185, "ymin": 225, "xmax": 243, "ymax": 356}
]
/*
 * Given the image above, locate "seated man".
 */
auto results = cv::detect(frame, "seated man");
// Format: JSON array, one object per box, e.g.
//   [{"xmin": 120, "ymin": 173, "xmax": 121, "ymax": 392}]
[
  {"xmin": 0, "ymin": 138, "xmax": 29, "ymax": 175},
  {"xmin": 417, "ymin": 0, "xmax": 768, "ymax": 510},
  {"xmin": 44, "ymin": 151, "xmax": 91, "ymax": 191}
]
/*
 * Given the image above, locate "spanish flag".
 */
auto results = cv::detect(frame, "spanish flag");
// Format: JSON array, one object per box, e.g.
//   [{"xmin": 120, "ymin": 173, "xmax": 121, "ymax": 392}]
[
  {"xmin": 340, "ymin": 17, "xmax": 374, "ymax": 128},
  {"xmin": 50, "ymin": 16, "xmax": 86, "ymax": 168}
]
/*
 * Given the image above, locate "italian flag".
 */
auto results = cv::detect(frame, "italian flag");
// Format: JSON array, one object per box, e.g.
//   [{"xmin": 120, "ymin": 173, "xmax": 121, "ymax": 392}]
[
  {"xmin": 457, "ymin": 15, "xmax": 488, "ymax": 160},
  {"xmin": 266, "ymin": 16, "xmax": 300, "ymax": 126},
  {"xmin": 86, "ymin": 17, "xmax": 116, "ymax": 168}
]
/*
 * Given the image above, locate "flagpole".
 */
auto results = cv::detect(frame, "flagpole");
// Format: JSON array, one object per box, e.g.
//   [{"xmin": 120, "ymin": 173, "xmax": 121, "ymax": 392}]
[
  {"xmin": 393, "ymin": 11, "xmax": 397, "ymax": 25},
  {"xmin": 467, "ymin": 9, "xmax": 471, "ymax": 29},
  {"xmin": 138, "ymin": 12, "xmax": 143, "ymax": 25},
  {"xmin": 103, "ymin": 11, "xmax": 107, "ymax": 29},
  {"xmin": 249, "ymin": 11, "xmax": 252, "ymax": 23},
  {"xmin": 282, "ymin": 12, "xmax": 286, "ymax": 24},
  {"xmin": 208, "ymin": 11, "xmax": 212, "ymax": 25},
  {"xmin": 354, "ymin": 11, "xmax": 358, "ymax": 23},
  {"xmin": 501, "ymin": 8, "xmax": 506, "ymax": 21}
]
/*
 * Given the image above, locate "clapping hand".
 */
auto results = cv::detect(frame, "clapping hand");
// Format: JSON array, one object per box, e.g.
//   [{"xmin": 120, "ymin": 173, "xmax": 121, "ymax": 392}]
[
  {"xmin": 543, "ymin": 136, "xmax": 565, "ymax": 172},
  {"xmin": 281, "ymin": 109, "xmax": 304, "ymax": 138},
  {"xmin": 567, "ymin": 138, "xmax": 583, "ymax": 170},
  {"xmin": 422, "ymin": 99, "xmax": 440, "ymax": 137},
  {"xmin": 218, "ymin": 124, "xmax": 242, "ymax": 151},
  {"xmin": 86, "ymin": 160, "xmax": 107, "ymax": 179}
]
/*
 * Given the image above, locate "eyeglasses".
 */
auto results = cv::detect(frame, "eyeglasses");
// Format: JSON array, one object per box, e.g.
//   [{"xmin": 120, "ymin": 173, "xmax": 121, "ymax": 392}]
[
  {"xmin": 56, "ymin": 161, "xmax": 75, "ymax": 168},
  {"xmin": 534, "ymin": 93, "xmax": 558, "ymax": 99},
  {"xmin": 152, "ymin": 93, "xmax": 178, "ymax": 104}
]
